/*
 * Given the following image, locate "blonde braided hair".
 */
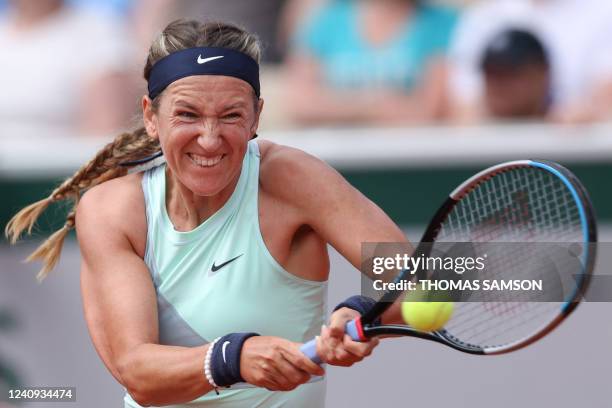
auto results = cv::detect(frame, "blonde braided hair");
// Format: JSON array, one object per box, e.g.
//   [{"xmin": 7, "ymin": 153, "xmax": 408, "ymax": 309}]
[
  {"xmin": 5, "ymin": 19, "xmax": 262, "ymax": 280},
  {"xmin": 5, "ymin": 128, "xmax": 159, "ymax": 280}
]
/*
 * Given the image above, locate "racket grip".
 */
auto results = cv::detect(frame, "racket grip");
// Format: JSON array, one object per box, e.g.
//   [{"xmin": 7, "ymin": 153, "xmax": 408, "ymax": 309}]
[
  {"xmin": 300, "ymin": 339, "xmax": 322, "ymax": 364},
  {"xmin": 345, "ymin": 319, "xmax": 362, "ymax": 341},
  {"xmin": 300, "ymin": 318, "xmax": 364, "ymax": 364}
]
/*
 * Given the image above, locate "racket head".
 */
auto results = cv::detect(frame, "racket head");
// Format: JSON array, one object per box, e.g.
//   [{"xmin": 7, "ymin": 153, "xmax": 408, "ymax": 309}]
[{"xmin": 361, "ymin": 159, "xmax": 597, "ymax": 354}]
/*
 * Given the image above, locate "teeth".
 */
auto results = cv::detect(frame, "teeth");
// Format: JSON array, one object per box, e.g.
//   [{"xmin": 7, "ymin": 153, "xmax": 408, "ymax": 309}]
[{"xmin": 188, "ymin": 153, "xmax": 223, "ymax": 167}]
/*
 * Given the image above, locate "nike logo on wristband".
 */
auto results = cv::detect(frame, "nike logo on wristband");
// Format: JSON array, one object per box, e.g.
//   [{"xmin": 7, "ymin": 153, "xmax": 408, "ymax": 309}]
[
  {"xmin": 211, "ymin": 254, "xmax": 243, "ymax": 273},
  {"xmin": 222, "ymin": 341, "xmax": 230, "ymax": 363},
  {"xmin": 197, "ymin": 55, "xmax": 224, "ymax": 64}
]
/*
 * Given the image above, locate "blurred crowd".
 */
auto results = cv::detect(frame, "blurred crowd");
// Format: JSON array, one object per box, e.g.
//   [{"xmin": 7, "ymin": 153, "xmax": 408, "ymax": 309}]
[{"xmin": 2, "ymin": 0, "xmax": 612, "ymax": 138}]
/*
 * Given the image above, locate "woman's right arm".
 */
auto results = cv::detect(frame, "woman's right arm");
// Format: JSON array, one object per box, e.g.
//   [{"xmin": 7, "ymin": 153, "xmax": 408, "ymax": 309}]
[
  {"xmin": 76, "ymin": 182, "xmax": 214, "ymax": 406},
  {"xmin": 76, "ymin": 180, "xmax": 323, "ymax": 406}
]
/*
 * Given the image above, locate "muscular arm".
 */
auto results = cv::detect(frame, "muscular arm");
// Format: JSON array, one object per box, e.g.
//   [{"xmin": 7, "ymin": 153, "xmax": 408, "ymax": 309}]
[
  {"xmin": 77, "ymin": 180, "xmax": 214, "ymax": 406},
  {"xmin": 262, "ymin": 143, "xmax": 410, "ymax": 326},
  {"xmin": 261, "ymin": 143, "xmax": 410, "ymax": 360}
]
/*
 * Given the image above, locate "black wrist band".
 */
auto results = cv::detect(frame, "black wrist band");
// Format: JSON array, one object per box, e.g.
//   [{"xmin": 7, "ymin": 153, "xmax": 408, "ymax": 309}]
[
  {"xmin": 333, "ymin": 295, "xmax": 376, "ymax": 315},
  {"xmin": 210, "ymin": 332, "xmax": 259, "ymax": 387},
  {"xmin": 333, "ymin": 295, "xmax": 381, "ymax": 325}
]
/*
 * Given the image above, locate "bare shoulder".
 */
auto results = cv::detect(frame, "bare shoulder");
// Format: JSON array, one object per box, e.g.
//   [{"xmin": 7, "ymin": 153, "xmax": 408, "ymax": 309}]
[
  {"xmin": 256, "ymin": 139, "xmax": 405, "ymax": 256},
  {"xmin": 258, "ymin": 139, "xmax": 319, "ymax": 165},
  {"xmin": 76, "ymin": 172, "xmax": 147, "ymax": 255},
  {"xmin": 257, "ymin": 139, "xmax": 365, "ymax": 227},
  {"xmin": 257, "ymin": 139, "xmax": 336, "ymax": 196},
  {"xmin": 77, "ymin": 172, "xmax": 144, "ymax": 222}
]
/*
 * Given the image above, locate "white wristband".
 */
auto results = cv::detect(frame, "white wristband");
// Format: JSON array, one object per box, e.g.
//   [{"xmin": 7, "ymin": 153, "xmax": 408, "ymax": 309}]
[{"xmin": 204, "ymin": 337, "xmax": 221, "ymax": 394}]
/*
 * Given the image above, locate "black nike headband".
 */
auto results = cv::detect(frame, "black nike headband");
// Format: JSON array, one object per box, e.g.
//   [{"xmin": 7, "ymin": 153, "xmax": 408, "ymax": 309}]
[{"xmin": 147, "ymin": 47, "xmax": 260, "ymax": 100}]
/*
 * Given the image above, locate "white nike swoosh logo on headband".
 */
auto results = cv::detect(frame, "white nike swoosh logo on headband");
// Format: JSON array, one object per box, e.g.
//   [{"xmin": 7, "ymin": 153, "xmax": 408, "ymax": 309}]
[
  {"xmin": 222, "ymin": 341, "xmax": 230, "ymax": 363},
  {"xmin": 197, "ymin": 55, "xmax": 224, "ymax": 64}
]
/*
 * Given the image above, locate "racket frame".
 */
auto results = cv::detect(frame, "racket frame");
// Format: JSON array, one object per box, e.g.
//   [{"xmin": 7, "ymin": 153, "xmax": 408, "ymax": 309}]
[{"xmin": 358, "ymin": 159, "xmax": 597, "ymax": 355}]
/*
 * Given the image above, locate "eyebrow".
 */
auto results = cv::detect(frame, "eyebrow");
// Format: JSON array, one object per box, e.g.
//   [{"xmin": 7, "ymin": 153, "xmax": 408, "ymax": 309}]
[
  {"xmin": 173, "ymin": 100, "xmax": 199, "ymax": 111},
  {"xmin": 221, "ymin": 102, "xmax": 247, "ymax": 111},
  {"xmin": 172, "ymin": 99, "xmax": 248, "ymax": 112}
]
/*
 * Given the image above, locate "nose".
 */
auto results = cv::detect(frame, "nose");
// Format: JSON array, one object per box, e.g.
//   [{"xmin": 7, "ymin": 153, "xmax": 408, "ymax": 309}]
[{"xmin": 196, "ymin": 119, "xmax": 222, "ymax": 152}]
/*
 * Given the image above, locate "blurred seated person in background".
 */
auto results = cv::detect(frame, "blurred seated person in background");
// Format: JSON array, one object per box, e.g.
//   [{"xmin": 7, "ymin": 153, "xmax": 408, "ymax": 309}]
[
  {"xmin": 480, "ymin": 29, "xmax": 551, "ymax": 119},
  {"xmin": 450, "ymin": 0, "xmax": 612, "ymax": 124},
  {"xmin": 284, "ymin": 0, "xmax": 458, "ymax": 126},
  {"xmin": 0, "ymin": 0, "xmax": 137, "ymax": 138}
]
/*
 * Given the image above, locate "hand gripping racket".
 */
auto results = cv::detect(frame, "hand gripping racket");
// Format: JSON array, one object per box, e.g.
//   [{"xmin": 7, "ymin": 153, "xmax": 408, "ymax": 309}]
[{"xmin": 301, "ymin": 160, "xmax": 597, "ymax": 360}]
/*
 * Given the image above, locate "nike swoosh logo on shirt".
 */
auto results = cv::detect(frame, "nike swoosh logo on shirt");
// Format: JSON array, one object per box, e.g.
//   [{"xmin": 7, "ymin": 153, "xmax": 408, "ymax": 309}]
[
  {"xmin": 197, "ymin": 55, "xmax": 224, "ymax": 64},
  {"xmin": 211, "ymin": 254, "xmax": 243, "ymax": 273},
  {"xmin": 222, "ymin": 341, "xmax": 230, "ymax": 363}
]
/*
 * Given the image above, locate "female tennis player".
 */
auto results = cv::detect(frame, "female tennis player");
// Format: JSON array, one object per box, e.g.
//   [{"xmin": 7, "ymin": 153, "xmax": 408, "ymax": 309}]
[{"xmin": 6, "ymin": 19, "xmax": 406, "ymax": 407}]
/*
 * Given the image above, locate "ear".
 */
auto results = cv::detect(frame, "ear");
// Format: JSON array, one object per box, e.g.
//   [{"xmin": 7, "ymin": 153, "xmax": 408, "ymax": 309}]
[
  {"xmin": 142, "ymin": 96, "xmax": 159, "ymax": 139},
  {"xmin": 250, "ymin": 98, "xmax": 264, "ymax": 136}
]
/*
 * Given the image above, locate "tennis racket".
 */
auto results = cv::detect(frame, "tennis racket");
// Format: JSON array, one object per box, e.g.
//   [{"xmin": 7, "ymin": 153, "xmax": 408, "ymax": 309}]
[{"xmin": 301, "ymin": 159, "xmax": 597, "ymax": 360}]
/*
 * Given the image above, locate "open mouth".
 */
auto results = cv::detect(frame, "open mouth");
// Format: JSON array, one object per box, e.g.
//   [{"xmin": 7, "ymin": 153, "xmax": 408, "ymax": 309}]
[{"xmin": 187, "ymin": 153, "xmax": 225, "ymax": 168}]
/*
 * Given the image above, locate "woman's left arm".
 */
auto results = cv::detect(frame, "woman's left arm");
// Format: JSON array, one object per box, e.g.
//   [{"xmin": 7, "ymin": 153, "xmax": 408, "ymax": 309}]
[{"xmin": 261, "ymin": 143, "xmax": 410, "ymax": 365}]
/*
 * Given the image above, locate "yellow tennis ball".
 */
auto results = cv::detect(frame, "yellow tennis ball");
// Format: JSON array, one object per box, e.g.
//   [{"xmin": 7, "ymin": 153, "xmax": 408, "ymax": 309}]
[{"xmin": 401, "ymin": 301, "xmax": 454, "ymax": 332}]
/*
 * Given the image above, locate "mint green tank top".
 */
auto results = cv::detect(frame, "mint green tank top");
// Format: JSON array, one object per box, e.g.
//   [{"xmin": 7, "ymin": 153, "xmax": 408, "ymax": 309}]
[{"xmin": 124, "ymin": 141, "xmax": 327, "ymax": 408}]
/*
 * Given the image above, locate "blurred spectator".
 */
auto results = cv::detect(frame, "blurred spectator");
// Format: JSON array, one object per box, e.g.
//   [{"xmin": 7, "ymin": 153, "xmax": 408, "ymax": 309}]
[
  {"xmin": 68, "ymin": 0, "xmax": 132, "ymax": 16},
  {"xmin": 277, "ymin": 0, "xmax": 324, "ymax": 58},
  {"xmin": 0, "ymin": 0, "xmax": 137, "ymax": 138},
  {"xmin": 450, "ymin": 0, "xmax": 612, "ymax": 124},
  {"xmin": 284, "ymin": 0, "xmax": 458, "ymax": 126},
  {"xmin": 481, "ymin": 29, "xmax": 551, "ymax": 119}
]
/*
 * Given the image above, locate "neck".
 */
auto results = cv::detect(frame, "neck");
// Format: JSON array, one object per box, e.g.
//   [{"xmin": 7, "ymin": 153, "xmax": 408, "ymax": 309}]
[{"xmin": 165, "ymin": 167, "xmax": 239, "ymax": 232}]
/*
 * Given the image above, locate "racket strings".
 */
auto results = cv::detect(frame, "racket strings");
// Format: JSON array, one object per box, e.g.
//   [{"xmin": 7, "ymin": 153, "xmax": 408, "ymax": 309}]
[
  {"xmin": 444, "ymin": 170, "xmax": 581, "ymax": 243},
  {"xmin": 446, "ymin": 248, "xmax": 574, "ymax": 347},
  {"xmin": 432, "ymin": 167, "xmax": 585, "ymax": 349},
  {"xmin": 450, "ymin": 302, "xmax": 558, "ymax": 347}
]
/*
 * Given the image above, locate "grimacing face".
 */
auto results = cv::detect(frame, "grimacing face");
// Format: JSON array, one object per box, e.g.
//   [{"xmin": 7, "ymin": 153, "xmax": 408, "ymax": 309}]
[{"xmin": 143, "ymin": 75, "xmax": 263, "ymax": 197}]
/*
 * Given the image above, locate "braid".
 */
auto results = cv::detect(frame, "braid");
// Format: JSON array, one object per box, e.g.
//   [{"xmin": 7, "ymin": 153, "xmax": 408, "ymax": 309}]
[
  {"xmin": 5, "ymin": 127, "xmax": 160, "ymax": 279},
  {"xmin": 26, "ymin": 209, "xmax": 77, "ymax": 282}
]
